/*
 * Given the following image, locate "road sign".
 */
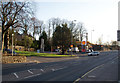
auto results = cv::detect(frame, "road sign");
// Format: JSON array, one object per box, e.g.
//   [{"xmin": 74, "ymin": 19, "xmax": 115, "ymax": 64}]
[
  {"xmin": 82, "ymin": 41, "xmax": 86, "ymax": 45},
  {"xmin": 70, "ymin": 45, "xmax": 73, "ymax": 47}
]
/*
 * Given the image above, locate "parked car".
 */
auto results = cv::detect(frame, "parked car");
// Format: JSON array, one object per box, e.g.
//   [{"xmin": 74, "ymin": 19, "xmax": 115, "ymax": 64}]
[
  {"xmin": 3, "ymin": 49, "xmax": 17, "ymax": 55},
  {"xmin": 86, "ymin": 49, "xmax": 91, "ymax": 53},
  {"xmin": 88, "ymin": 51, "xmax": 100, "ymax": 56}
]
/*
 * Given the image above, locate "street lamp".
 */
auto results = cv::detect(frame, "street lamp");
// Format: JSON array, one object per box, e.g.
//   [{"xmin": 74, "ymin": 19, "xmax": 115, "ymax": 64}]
[
  {"xmin": 12, "ymin": 34, "xmax": 14, "ymax": 56},
  {"xmin": 86, "ymin": 33, "xmax": 88, "ymax": 52},
  {"xmin": 91, "ymin": 29, "xmax": 94, "ymax": 44}
]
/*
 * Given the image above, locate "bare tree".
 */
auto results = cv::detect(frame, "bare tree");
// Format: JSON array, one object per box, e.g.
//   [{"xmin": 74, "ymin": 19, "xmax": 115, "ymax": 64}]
[
  {"xmin": 47, "ymin": 19, "xmax": 51, "ymax": 40},
  {"xmin": 0, "ymin": 1, "xmax": 34, "ymax": 52},
  {"xmin": 76, "ymin": 23, "xmax": 87, "ymax": 41},
  {"xmin": 49, "ymin": 18, "xmax": 61, "ymax": 34},
  {"xmin": 31, "ymin": 17, "xmax": 44, "ymax": 39},
  {"xmin": 68, "ymin": 21, "xmax": 86, "ymax": 41}
]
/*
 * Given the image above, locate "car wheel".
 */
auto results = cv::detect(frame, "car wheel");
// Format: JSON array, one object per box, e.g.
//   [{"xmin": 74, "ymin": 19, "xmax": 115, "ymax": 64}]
[{"xmin": 88, "ymin": 54, "xmax": 92, "ymax": 56}]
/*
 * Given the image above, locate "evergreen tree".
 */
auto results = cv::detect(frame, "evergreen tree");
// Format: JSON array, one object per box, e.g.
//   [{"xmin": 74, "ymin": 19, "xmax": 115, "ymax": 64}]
[{"xmin": 53, "ymin": 24, "xmax": 71, "ymax": 54}]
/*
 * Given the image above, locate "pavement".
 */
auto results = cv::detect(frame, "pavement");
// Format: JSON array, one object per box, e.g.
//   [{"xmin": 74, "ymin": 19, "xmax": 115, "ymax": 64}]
[
  {"xmin": 2, "ymin": 53, "xmax": 87, "ymax": 69},
  {"xmin": 26, "ymin": 56, "xmax": 80, "ymax": 63}
]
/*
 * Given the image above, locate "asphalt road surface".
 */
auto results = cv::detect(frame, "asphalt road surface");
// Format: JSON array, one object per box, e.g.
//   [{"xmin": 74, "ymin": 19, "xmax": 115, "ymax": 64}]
[{"xmin": 2, "ymin": 51, "xmax": 118, "ymax": 83}]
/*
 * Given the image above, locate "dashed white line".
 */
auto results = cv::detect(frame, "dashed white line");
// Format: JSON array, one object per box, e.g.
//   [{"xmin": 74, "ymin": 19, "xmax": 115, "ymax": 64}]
[
  {"xmin": 24, "ymin": 73, "xmax": 41, "ymax": 79},
  {"xmin": 88, "ymin": 75, "xmax": 96, "ymax": 78},
  {"xmin": 29, "ymin": 69, "xmax": 36, "ymax": 70},
  {"xmin": 57, "ymin": 67, "xmax": 67, "ymax": 70},
  {"xmin": 40, "ymin": 69, "xmax": 44, "ymax": 72},
  {"xmin": 51, "ymin": 67, "xmax": 67, "ymax": 71},
  {"xmin": 28, "ymin": 70, "xmax": 33, "ymax": 74},
  {"xmin": 58, "ymin": 68, "xmax": 64, "ymax": 70},
  {"xmin": 51, "ymin": 69, "xmax": 55, "ymax": 71},
  {"xmin": 13, "ymin": 73, "xmax": 19, "ymax": 78}
]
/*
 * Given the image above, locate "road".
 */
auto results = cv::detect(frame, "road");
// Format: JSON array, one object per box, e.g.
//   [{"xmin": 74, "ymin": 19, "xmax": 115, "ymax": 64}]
[{"xmin": 2, "ymin": 51, "xmax": 118, "ymax": 83}]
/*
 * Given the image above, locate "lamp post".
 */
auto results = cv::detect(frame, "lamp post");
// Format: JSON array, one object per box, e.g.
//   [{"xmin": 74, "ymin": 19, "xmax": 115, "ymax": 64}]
[
  {"xmin": 91, "ymin": 29, "xmax": 94, "ymax": 44},
  {"xmin": 86, "ymin": 33, "xmax": 88, "ymax": 51},
  {"xmin": 12, "ymin": 34, "xmax": 14, "ymax": 56}
]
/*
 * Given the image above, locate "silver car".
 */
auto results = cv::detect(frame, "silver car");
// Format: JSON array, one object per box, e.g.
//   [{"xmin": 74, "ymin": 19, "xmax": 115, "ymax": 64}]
[{"xmin": 88, "ymin": 51, "xmax": 100, "ymax": 56}]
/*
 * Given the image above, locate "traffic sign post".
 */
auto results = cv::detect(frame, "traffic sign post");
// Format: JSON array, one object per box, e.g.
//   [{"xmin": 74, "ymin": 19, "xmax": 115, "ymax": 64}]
[
  {"xmin": 81, "ymin": 41, "xmax": 86, "ymax": 54},
  {"xmin": 70, "ymin": 45, "xmax": 73, "ymax": 56},
  {"xmin": 70, "ymin": 45, "xmax": 73, "ymax": 48}
]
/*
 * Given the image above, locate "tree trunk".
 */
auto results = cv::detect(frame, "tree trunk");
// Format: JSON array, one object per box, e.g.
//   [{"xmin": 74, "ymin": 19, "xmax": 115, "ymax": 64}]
[
  {"xmin": 62, "ymin": 49, "xmax": 65, "ymax": 55},
  {"xmin": 2, "ymin": 33, "xmax": 5, "ymax": 54},
  {"xmin": 7, "ymin": 30, "xmax": 9, "ymax": 49}
]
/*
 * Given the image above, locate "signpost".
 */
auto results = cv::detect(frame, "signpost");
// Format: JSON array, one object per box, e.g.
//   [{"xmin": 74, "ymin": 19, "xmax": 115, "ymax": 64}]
[
  {"xmin": 70, "ymin": 45, "xmax": 73, "ymax": 56},
  {"xmin": 70, "ymin": 45, "xmax": 73, "ymax": 48},
  {"xmin": 81, "ymin": 41, "xmax": 86, "ymax": 53}
]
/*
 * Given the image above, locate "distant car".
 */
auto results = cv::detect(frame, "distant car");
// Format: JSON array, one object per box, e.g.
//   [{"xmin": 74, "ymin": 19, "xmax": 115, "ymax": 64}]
[
  {"xmin": 88, "ymin": 51, "xmax": 100, "ymax": 56},
  {"xmin": 54, "ymin": 49, "xmax": 59, "ymax": 52},
  {"xmin": 86, "ymin": 49, "xmax": 94, "ymax": 53},
  {"xmin": 86, "ymin": 49, "xmax": 91, "ymax": 53}
]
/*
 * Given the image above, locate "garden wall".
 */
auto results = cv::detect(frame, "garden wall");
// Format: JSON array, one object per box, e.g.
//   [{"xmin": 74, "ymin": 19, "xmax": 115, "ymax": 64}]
[{"xmin": 2, "ymin": 56, "xmax": 26, "ymax": 63}]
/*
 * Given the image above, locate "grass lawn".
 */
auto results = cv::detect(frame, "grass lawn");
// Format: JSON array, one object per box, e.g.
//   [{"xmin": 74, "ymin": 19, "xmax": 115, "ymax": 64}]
[{"xmin": 15, "ymin": 51, "xmax": 76, "ymax": 57}]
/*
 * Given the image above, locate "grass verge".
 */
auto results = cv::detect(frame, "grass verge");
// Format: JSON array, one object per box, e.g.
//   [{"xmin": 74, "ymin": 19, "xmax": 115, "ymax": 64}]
[{"xmin": 15, "ymin": 51, "xmax": 76, "ymax": 57}]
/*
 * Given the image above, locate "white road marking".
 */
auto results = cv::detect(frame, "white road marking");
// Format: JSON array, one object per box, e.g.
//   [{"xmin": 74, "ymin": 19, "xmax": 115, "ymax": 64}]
[
  {"xmin": 28, "ymin": 70, "xmax": 33, "ymax": 74},
  {"xmin": 40, "ymin": 69, "xmax": 44, "ymax": 72},
  {"xmin": 52, "ymin": 69, "xmax": 55, "ymax": 71},
  {"xmin": 24, "ymin": 73, "xmax": 41, "ymax": 79},
  {"xmin": 51, "ymin": 67, "xmax": 67, "ymax": 71},
  {"xmin": 58, "ymin": 67, "xmax": 67, "ymax": 70},
  {"xmin": 13, "ymin": 73, "xmax": 19, "ymax": 78},
  {"xmin": 88, "ymin": 75, "xmax": 96, "ymax": 78},
  {"xmin": 29, "ymin": 69, "xmax": 36, "ymax": 70},
  {"xmin": 73, "ymin": 78, "xmax": 81, "ymax": 83}
]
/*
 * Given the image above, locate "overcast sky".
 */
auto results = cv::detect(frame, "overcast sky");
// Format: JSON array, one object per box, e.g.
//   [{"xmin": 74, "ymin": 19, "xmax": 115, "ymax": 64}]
[{"xmin": 32, "ymin": 0, "xmax": 119, "ymax": 44}]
